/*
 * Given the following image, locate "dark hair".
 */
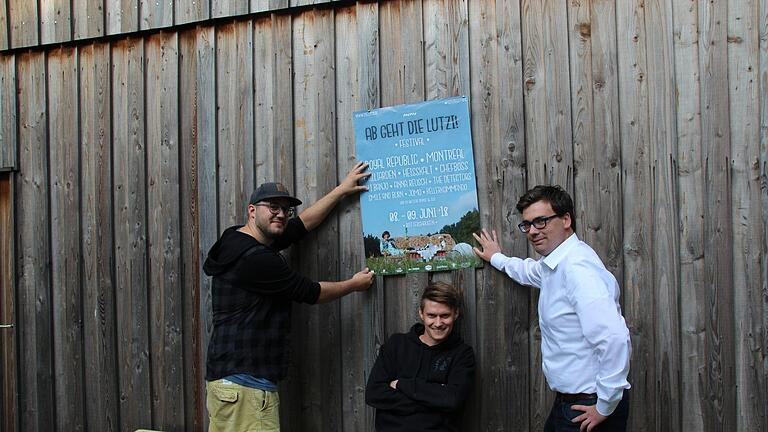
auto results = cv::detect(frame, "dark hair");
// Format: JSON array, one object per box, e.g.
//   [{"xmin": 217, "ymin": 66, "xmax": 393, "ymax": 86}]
[
  {"xmin": 382, "ymin": 230, "xmax": 390, "ymax": 238},
  {"xmin": 516, "ymin": 185, "xmax": 576, "ymax": 230},
  {"xmin": 420, "ymin": 281, "xmax": 463, "ymax": 315}
]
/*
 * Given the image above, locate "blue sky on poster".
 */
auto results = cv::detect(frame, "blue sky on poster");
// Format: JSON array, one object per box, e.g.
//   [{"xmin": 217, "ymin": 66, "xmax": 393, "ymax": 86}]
[{"xmin": 354, "ymin": 97, "xmax": 479, "ymax": 239}]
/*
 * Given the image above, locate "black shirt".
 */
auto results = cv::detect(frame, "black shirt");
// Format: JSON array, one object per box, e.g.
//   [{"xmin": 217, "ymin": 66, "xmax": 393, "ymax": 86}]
[{"xmin": 203, "ymin": 218, "xmax": 321, "ymax": 382}]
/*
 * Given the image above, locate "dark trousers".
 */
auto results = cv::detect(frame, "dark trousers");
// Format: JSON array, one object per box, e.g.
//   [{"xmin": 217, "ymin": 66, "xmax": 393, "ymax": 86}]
[{"xmin": 543, "ymin": 391, "xmax": 629, "ymax": 432}]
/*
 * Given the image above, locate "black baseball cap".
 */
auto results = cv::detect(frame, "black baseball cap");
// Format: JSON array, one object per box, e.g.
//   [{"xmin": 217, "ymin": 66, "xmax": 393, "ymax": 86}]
[{"xmin": 249, "ymin": 182, "xmax": 302, "ymax": 207}]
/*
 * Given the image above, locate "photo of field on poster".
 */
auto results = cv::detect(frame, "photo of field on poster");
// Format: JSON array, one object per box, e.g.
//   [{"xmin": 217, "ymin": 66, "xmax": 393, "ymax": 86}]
[{"xmin": 354, "ymin": 97, "xmax": 483, "ymax": 275}]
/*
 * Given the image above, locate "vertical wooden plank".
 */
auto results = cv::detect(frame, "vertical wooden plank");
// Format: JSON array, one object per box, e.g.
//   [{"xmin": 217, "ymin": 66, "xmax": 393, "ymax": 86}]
[
  {"xmin": 468, "ymin": 0, "xmax": 528, "ymax": 430},
  {"xmin": 379, "ymin": 0, "xmax": 424, "ymax": 107},
  {"xmin": 568, "ymin": 0, "xmax": 596, "ymax": 235},
  {"xmin": 289, "ymin": 9, "xmax": 341, "ymax": 432},
  {"xmin": 423, "ymin": 0, "xmax": 470, "ymax": 98},
  {"xmin": 212, "ymin": 1, "xmax": 247, "ymax": 19},
  {"xmin": 251, "ymin": 0, "xmax": 290, "ymax": 13},
  {"xmin": 145, "ymin": 31, "xmax": 184, "ymax": 431},
  {"xmin": 0, "ymin": 0, "xmax": 7, "ymax": 49},
  {"xmin": 384, "ymin": 273, "xmax": 428, "ymax": 337},
  {"xmin": 141, "ymin": 0, "xmax": 173, "ymax": 30},
  {"xmin": 423, "ymin": 0, "xmax": 470, "ymax": 425},
  {"xmin": 80, "ymin": 42, "xmax": 119, "ymax": 432},
  {"xmin": 672, "ymin": 0, "xmax": 706, "ymax": 429},
  {"xmin": 73, "ymin": 0, "xmax": 105, "ymax": 39},
  {"xmin": 107, "ymin": 0, "xmax": 138, "ymax": 35},
  {"xmin": 759, "ymin": 0, "xmax": 768, "ymax": 428},
  {"xmin": 216, "ymin": 21, "xmax": 254, "ymax": 228},
  {"xmin": 448, "ymin": 268, "xmax": 475, "ymax": 354},
  {"xmin": 521, "ymin": 0, "xmax": 573, "ymax": 186},
  {"xmin": 0, "ymin": 55, "xmax": 17, "ymax": 170},
  {"xmin": 334, "ymin": 4, "xmax": 379, "ymax": 431},
  {"xmin": 176, "ymin": 0, "xmax": 210, "ymax": 24},
  {"xmin": 254, "ymin": 14, "xmax": 293, "ymax": 185},
  {"xmin": 179, "ymin": 25, "xmax": 216, "ymax": 432},
  {"xmin": 0, "ymin": 174, "xmax": 17, "ymax": 432},
  {"xmin": 521, "ymin": 0, "xmax": 550, "ymax": 424},
  {"xmin": 377, "ymin": 0, "xmax": 434, "ymax": 422},
  {"xmin": 9, "ymin": 0, "xmax": 39, "ymax": 48},
  {"xmin": 112, "ymin": 38, "xmax": 151, "ymax": 432},
  {"xmin": 377, "ymin": 0, "xmax": 431, "ymax": 425},
  {"xmin": 40, "ymin": 0, "xmax": 72, "ymax": 44},
  {"xmin": 378, "ymin": 0, "xmax": 425, "ymax": 345},
  {"xmin": 447, "ymin": 267, "xmax": 478, "ymax": 429},
  {"xmin": 644, "ymin": 1, "xmax": 682, "ymax": 430},
  {"xmin": 569, "ymin": 0, "xmax": 623, "ymax": 277},
  {"xmin": 178, "ymin": 28, "xmax": 200, "ymax": 432},
  {"xmin": 48, "ymin": 46, "xmax": 85, "ymax": 432},
  {"xmin": 16, "ymin": 51, "xmax": 53, "ymax": 432},
  {"xmin": 699, "ymin": 0, "xmax": 737, "ymax": 429},
  {"xmin": 196, "ymin": 25, "xmax": 218, "ymax": 431},
  {"xmin": 520, "ymin": 1, "xmax": 573, "ymax": 428},
  {"xmin": 616, "ymin": 1, "xmax": 655, "ymax": 431},
  {"xmin": 728, "ymin": 1, "xmax": 765, "ymax": 430}
]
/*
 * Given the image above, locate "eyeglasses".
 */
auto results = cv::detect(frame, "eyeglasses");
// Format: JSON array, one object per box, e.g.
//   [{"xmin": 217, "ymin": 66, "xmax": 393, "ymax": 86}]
[
  {"xmin": 517, "ymin": 214, "xmax": 561, "ymax": 233},
  {"xmin": 255, "ymin": 202, "xmax": 296, "ymax": 217}
]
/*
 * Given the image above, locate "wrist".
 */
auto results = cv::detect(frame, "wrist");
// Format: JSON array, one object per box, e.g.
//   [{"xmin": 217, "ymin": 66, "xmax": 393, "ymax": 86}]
[
  {"xmin": 332, "ymin": 183, "xmax": 349, "ymax": 199},
  {"xmin": 346, "ymin": 278, "xmax": 359, "ymax": 293},
  {"xmin": 596, "ymin": 398, "xmax": 617, "ymax": 416}
]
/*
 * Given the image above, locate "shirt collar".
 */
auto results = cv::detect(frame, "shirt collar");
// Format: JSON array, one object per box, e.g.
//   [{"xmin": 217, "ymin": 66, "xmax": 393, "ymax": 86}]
[{"xmin": 541, "ymin": 233, "xmax": 579, "ymax": 270}]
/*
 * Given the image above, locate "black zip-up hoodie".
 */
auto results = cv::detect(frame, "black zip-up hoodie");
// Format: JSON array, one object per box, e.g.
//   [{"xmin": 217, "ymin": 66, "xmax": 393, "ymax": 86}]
[{"xmin": 365, "ymin": 323, "xmax": 476, "ymax": 432}]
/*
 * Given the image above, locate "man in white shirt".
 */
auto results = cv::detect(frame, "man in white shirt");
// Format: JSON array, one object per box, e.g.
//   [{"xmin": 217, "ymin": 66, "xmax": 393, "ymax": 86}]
[{"xmin": 473, "ymin": 185, "xmax": 631, "ymax": 432}]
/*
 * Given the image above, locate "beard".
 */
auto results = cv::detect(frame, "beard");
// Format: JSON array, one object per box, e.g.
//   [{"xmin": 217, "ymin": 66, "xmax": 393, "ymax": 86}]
[{"xmin": 256, "ymin": 217, "xmax": 287, "ymax": 239}]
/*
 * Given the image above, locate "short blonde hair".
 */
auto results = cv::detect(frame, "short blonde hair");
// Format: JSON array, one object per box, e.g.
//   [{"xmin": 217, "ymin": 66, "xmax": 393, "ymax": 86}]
[{"xmin": 420, "ymin": 281, "xmax": 463, "ymax": 315}]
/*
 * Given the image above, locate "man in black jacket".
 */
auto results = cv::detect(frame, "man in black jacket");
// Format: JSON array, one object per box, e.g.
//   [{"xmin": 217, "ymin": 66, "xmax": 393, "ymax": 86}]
[
  {"xmin": 365, "ymin": 281, "xmax": 476, "ymax": 432},
  {"xmin": 204, "ymin": 162, "xmax": 374, "ymax": 432}
]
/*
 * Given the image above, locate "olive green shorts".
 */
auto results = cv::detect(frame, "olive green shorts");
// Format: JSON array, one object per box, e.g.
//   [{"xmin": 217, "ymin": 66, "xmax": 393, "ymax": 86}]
[{"xmin": 207, "ymin": 379, "xmax": 280, "ymax": 432}]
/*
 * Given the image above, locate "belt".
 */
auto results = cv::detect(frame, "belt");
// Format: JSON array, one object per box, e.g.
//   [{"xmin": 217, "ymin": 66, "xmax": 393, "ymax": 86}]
[{"xmin": 556, "ymin": 392, "xmax": 597, "ymax": 403}]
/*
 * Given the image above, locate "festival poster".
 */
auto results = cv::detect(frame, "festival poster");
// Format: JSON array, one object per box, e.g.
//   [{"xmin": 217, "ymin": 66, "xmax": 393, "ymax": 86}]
[{"xmin": 354, "ymin": 96, "xmax": 483, "ymax": 275}]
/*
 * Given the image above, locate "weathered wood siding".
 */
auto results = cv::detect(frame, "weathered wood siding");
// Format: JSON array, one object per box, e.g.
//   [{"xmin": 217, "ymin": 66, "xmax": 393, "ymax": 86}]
[
  {"xmin": 0, "ymin": 1, "xmax": 766, "ymax": 431},
  {"xmin": 0, "ymin": 54, "xmax": 15, "ymax": 170},
  {"xmin": 0, "ymin": 173, "xmax": 17, "ymax": 432},
  {"xmin": 2, "ymin": 0, "xmax": 342, "ymax": 49}
]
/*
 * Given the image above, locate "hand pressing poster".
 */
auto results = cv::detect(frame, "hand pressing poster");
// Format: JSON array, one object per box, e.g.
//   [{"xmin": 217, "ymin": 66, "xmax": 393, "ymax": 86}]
[{"xmin": 354, "ymin": 96, "xmax": 483, "ymax": 275}]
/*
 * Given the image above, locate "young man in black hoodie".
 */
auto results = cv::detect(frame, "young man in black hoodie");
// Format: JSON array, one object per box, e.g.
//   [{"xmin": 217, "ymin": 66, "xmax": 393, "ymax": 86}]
[
  {"xmin": 365, "ymin": 281, "xmax": 476, "ymax": 432},
  {"xmin": 204, "ymin": 162, "xmax": 374, "ymax": 432}
]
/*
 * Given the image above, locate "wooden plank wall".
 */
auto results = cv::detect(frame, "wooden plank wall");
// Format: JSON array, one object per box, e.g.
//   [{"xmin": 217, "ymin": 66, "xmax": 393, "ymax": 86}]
[
  {"xmin": 335, "ymin": 5, "xmax": 379, "ymax": 431},
  {"xmin": 15, "ymin": 51, "xmax": 54, "ymax": 432},
  {"xmin": 0, "ymin": 1, "xmax": 766, "ymax": 431},
  {"xmin": 48, "ymin": 46, "xmax": 84, "ymax": 432},
  {"xmin": 2, "ymin": 0, "xmax": 338, "ymax": 50},
  {"xmin": 0, "ymin": 173, "xmax": 17, "ymax": 432},
  {"xmin": 0, "ymin": 55, "xmax": 16, "ymax": 169},
  {"xmin": 79, "ymin": 41, "xmax": 118, "ymax": 432}
]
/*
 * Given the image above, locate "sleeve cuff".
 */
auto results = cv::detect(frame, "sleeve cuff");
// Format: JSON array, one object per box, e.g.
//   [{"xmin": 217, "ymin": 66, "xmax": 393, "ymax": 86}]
[
  {"xmin": 596, "ymin": 398, "xmax": 619, "ymax": 416},
  {"xmin": 489, "ymin": 252, "xmax": 507, "ymax": 270}
]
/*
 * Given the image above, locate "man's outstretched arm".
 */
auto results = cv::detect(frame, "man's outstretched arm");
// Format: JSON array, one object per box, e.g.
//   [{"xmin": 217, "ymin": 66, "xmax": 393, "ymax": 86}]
[
  {"xmin": 299, "ymin": 161, "xmax": 370, "ymax": 231},
  {"xmin": 315, "ymin": 268, "xmax": 374, "ymax": 303}
]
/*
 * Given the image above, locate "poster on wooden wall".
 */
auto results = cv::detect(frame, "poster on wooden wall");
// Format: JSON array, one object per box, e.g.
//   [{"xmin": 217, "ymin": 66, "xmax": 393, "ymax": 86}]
[{"xmin": 354, "ymin": 96, "xmax": 483, "ymax": 275}]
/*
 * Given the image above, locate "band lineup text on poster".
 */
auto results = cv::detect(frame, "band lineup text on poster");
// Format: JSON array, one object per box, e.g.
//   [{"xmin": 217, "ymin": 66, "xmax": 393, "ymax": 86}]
[{"xmin": 362, "ymin": 116, "xmax": 471, "ymax": 230}]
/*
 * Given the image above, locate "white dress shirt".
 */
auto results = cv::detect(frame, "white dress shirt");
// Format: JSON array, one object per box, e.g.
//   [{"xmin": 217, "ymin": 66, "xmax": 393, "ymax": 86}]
[{"xmin": 490, "ymin": 233, "xmax": 631, "ymax": 415}]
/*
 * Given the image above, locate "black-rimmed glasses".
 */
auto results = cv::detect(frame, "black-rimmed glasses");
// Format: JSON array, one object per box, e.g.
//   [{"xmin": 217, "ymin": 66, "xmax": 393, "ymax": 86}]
[
  {"xmin": 255, "ymin": 202, "xmax": 296, "ymax": 217},
  {"xmin": 517, "ymin": 214, "xmax": 560, "ymax": 233}
]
